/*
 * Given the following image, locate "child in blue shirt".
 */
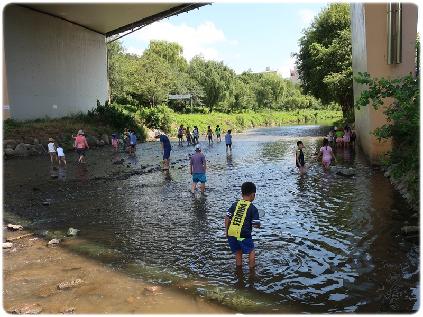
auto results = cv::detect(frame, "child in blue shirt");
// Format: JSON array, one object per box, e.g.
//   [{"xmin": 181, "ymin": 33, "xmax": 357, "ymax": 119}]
[
  {"xmin": 225, "ymin": 130, "xmax": 232, "ymax": 152},
  {"xmin": 225, "ymin": 182, "xmax": 260, "ymax": 269}
]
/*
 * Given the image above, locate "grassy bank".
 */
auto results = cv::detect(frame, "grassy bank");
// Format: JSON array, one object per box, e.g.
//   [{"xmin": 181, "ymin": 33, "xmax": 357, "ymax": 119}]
[{"xmin": 168, "ymin": 110, "xmax": 342, "ymax": 137}]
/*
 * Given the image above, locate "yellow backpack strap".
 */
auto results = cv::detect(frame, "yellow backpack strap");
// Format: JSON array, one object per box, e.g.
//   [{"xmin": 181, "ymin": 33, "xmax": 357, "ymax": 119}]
[{"xmin": 228, "ymin": 200, "xmax": 251, "ymax": 239}]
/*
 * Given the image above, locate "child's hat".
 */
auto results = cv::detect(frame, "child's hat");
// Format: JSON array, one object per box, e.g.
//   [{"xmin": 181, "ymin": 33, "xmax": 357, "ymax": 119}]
[
  {"xmin": 195, "ymin": 144, "xmax": 201, "ymax": 151},
  {"xmin": 48, "ymin": 137, "xmax": 54, "ymax": 142},
  {"xmin": 154, "ymin": 130, "xmax": 161, "ymax": 138},
  {"xmin": 78, "ymin": 129, "xmax": 84, "ymax": 135}
]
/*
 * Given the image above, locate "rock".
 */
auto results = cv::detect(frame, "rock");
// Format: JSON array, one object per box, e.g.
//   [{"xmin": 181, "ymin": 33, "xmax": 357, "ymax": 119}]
[
  {"xmin": 4, "ymin": 148, "xmax": 16, "ymax": 157},
  {"xmin": 31, "ymin": 144, "xmax": 45, "ymax": 154},
  {"xmin": 3, "ymin": 242, "xmax": 13, "ymax": 249},
  {"xmin": 86, "ymin": 135, "xmax": 98, "ymax": 147},
  {"xmin": 14, "ymin": 143, "xmax": 32, "ymax": 156},
  {"xmin": 67, "ymin": 228, "xmax": 79, "ymax": 236},
  {"xmin": 401, "ymin": 226, "xmax": 419, "ymax": 235},
  {"xmin": 384, "ymin": 170, "xmax": 391, "ymax": 178},
  {"xmin": 61, "ymin": 307, "xmax": 76, "ymax": 314},
  {"xmin": 3, "ymin": 139, "xmax": 17, "ymax": 149},
  {"xmin": 9, "ymin": 303, "xmax": 43, "ymax": 314},
  {"xmin": 33, "ymin": 138, "xmax": 39, "ymax": 145},
  {"xmin": 101, "ymin": 134, "xmax": 110, "ymax": 145},
  {"xmin": 411, "ymin": 213, "xmax": 418, "ymax": 219},
  {"xmin": 336, "ymin": 168, "xmax": 356, "ymax": 177},
  {"xmin": 144, "ymin": 285, "xmax": 162, "ymax": 295},
  {"xmin": 47, "ymin": 238, "xmax": 60, "ymax": 246},
  {"xmin": 57, "ymin": 279, "xmax": 84, "ymax": 290},
  {"xmin": 7, "ymin": 224, "xmax": 23, "ymax": 231},
  {"xmin": 113, "ymin": 159, "xmax": 124, "ymax": 165}
]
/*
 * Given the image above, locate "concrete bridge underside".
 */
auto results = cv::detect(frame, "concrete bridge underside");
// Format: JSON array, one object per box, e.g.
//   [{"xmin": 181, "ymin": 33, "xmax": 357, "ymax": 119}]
[{"xmin": 2, "ymin": 3, "xmax": 205, "ymax": 120}]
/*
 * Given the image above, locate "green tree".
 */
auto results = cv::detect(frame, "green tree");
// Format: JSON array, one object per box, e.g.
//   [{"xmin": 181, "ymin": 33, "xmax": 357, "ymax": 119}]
[{"xmin": 294, "ymin": 3, "xmax": 353, "ymax": 118}]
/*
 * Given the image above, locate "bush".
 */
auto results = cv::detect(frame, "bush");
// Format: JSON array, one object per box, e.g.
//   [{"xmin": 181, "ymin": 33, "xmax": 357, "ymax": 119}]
[
  {"xmin": 138, "ymin": 105, "xmax": 174, "ymax": 133},
  {"xmin": 355, "ymin": 72, "xmax": 419, "ymax": 206}
]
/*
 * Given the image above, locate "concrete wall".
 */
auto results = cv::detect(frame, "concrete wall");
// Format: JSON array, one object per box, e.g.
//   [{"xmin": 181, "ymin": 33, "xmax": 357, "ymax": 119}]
[
  {"xmin": 3, "ymin": 5, "xmax": 108, "ymax": 120},
  {"xmin": 351, "ymin": 3, "xmax": 418, "ymax": 164}
]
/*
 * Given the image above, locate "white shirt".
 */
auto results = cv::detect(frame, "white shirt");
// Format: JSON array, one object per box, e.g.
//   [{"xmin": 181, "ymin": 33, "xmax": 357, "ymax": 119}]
[
  {"xmin": 57, "ymin": 147, "xmax": 65, "ymax": 157},
  {"xmin": 48, "ymin": 142, "xmax": 56, "ymax": 153}
]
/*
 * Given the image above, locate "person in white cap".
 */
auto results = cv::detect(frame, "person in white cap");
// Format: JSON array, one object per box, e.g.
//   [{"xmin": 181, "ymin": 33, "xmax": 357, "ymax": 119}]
[{"xmin": 190, "ymin": 144, "xmax": 207, "ymax": 193}]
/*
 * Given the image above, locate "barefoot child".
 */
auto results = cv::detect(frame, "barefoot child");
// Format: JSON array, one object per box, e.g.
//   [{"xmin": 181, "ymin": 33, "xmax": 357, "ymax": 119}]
[
  {"xmin": 47, "ymin": 138, "xmax": 58, "ymax": 163},
  {"xmin": 177, "ymin": 125, "xmax": 184, "ymax": 146},
  {"xmin": 317, "ymin": 138, "xmax": 336, "ymax": 170},
  {"xmin": 215, "ymin": 125, "xmax": 222, "ymax": 142},
  {"xmin": 111, "ymin": 133, "xmax": 119, "ymax": 152},
  {"xmin": 206, "ymin": 126, "xmax": 213, "ymax": 145},
  {"xmin": 295, "ymin": 141, "xmax": 306, "ymax": 174},
  {"xmin": 57, "ymin": 144, "xmax": 66, "ymax": 165},
  {"xmin": 225, "ymin": 130, "xmax": 232, "ymax": 153},
  {"xmin": 225, "ymin": 182, "xmax": 261, "ymax": 270},
  {"xmin": 190, "ymin": 144, "xmax": 207, "ymax": 193}
]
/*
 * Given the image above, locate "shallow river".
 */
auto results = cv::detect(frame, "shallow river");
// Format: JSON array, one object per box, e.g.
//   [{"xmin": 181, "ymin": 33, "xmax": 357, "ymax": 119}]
[{"xmin": 3, "ymin": 125, "xmax": 419, "ymax": 313}]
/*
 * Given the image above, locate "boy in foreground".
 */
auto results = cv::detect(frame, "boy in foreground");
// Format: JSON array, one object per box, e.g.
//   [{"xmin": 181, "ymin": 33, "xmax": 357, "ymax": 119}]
[{"xmin": 225, "ymin": 182, "xmax": 260, "ymax": 270}]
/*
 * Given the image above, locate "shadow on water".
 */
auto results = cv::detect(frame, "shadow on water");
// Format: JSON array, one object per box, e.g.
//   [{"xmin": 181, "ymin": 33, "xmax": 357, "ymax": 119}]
[{"xmin": 3, "ymin": 125, "xmax": 419, "ymax": 313}]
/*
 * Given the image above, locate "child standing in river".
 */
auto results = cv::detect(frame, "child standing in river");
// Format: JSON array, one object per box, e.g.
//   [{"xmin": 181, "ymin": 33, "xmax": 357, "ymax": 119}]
[
  {"xmin": 317, "ymin": 138, "xmax": 336, "ymax": 170},
  {"xmin": 225, "ymin": 130, "xmax": 232, "ymax": 153},
  {"xmin": 225, "ymin": 182, "xmax": 261, "ymax": 270},
  {"xmin": 295, "ymin": 141, "xmax": 306, "ymax": 175},
  {"xmin": 57, "ymin": 144, "xmax": 66, "ymax": 166}
]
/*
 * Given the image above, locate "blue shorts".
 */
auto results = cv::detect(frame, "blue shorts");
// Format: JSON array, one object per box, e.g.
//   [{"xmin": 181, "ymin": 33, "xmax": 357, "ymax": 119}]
[
  {"xmin": 163, "ymin": 149, "xmax": 171, "ymax": 160},
  {"xmin": 192, "ymin": 173, "xmax": 207, "ymax": 183},
  {"xmin": 227, "ymin": 237, "xmax": 254, "ymax": 254}
]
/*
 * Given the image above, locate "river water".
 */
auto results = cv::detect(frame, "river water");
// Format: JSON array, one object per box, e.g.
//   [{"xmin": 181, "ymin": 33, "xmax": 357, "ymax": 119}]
[{"xmin": 3, "ymin": 125, "xmax": 419, "ymax": 313}]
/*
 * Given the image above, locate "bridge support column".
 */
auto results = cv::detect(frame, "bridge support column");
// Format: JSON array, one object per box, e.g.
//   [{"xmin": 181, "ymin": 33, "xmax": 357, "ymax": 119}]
[{"xmin": 351, "ymin": 3, "xmax": 418, "ymax": 164}]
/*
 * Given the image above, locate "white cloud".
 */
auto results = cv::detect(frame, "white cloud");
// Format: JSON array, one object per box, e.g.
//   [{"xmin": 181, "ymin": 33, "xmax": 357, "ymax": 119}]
[
  {"xmin": 298, "ymin": 9, "xmax": 316, "ymax": 28},
  {"xmin": 125, "ymin": 20, "xmax": 229, "ymax": 61}
]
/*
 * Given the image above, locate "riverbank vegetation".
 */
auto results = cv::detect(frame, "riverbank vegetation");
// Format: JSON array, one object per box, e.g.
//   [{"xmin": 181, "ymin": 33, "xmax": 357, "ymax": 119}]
[{"xmin": 355, "ymin": 72, "xmax": 419, "ymax": 209}]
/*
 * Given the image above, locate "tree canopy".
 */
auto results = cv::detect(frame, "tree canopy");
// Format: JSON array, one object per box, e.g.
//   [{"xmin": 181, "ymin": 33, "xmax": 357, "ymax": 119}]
[
  {"xmin": 294, "ymin": 3, "xmax": 353, "ymax": 118},
  {"xmin": 107, "ymin": 39, "xmax": 338, "ymax": 114}
]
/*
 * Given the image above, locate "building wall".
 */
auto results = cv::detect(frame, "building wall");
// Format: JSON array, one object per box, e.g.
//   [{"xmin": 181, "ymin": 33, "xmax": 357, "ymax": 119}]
[
  {"xmin": 351, "ymin": 3, "xmax": 418, "ymax": 164},
  {"xmin": 3, "ymin": 5, "xmax": 108, "ymax": 120}
]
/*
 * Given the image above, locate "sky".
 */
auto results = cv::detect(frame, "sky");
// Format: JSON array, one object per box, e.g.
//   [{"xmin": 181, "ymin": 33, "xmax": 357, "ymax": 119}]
[{"xmin": 121, "ymin": 2, "xmax": 328, "ymax": 78}]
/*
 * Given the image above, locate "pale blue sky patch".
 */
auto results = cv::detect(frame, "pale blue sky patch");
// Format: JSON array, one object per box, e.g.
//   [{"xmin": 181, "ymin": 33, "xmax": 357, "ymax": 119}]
[{"xmin": 121, "ymin": 2, "xmax": 328, "ymax": 77}]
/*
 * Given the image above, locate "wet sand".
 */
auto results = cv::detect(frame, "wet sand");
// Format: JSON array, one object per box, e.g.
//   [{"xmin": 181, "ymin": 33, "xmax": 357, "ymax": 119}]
[{"xmin": 2, "ymin": 228, "xmax": 231, "ymax": 314}]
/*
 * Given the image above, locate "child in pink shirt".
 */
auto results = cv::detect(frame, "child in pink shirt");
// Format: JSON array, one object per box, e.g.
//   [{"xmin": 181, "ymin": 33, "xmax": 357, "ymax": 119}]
[{"xmin": 317, "ymin": 138, "xmax": 336, "ymax": 169}]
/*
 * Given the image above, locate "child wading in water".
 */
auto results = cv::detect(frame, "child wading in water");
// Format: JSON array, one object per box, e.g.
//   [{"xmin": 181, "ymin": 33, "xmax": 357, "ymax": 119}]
[
  {"xmin": 57, "ymin": 144, "xmax": 66, "ymax": 165},
  {"xmin": 295, "ymin": 141, "xmax": 306, "ymax": 174},
  {"xmin": 317, "ymin": 138, "xmax": 336, "ymax": 170},
  {"xmin": 177, "ymin": 125, "xmax": 184, "ymax": 146},
  {"xmin": 111, "ymin": 133, "xmax": 119, "ymax": 152},
  {"xmin": 225, "ymin": 130, "xmax": 232, "ymax": 153},
  {"xmin": 47, "ymin": 138, "xmax": 58, "ymax": 163},
  {"xmin": 186, "ymin": 127, "xmax": 192, "ymax": 146},
  {"xmin": 225, "ymin": 182, "xmax": 261, "ymax": 270},
  {"xmin": 206, "ymin": 125, "xmax": 213, "ymax": 145},
  {"xmin": 215, "ymin": 125, "xmax": 221, "ymax": 142}
]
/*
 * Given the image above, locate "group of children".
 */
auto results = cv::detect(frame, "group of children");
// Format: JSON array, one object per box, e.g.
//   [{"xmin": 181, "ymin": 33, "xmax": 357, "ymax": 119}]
[
  {"xmin": 47, "ymin": 129, "xmax": 91, "ymax": 165},
  {"xmin": 296, "ymin": 125, "xmax": 355, "ymax": 174},
  {"xmin": 327, "ymin": 125, "xmax": 356, "ymax": 147},
  {"xmin": 177, "ymin": 125, "xmax": 233, "ymax": 151},
  {"xmin": 111, "ymin": 128, "xmax": 138, "ymax": 155}
]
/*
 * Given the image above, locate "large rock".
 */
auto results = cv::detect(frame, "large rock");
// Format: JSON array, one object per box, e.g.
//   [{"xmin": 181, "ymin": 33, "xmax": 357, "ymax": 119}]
[
  {"xmin": 3, "ymin": 242, "xmax": 13, "ymax": 249},
  {"xmin": 31, "ymin": 144, "xmax": 45, "ymax": 154},
  {"xmin": 4, "ymin": 148, "xmax": 15, "ymax": 157},
  {"xmin": 7, "ymin": 224, "xmax": 23, "ymax": 231},
  {"xmin": 86, "ymin": 135, "xmax": 98, "ymax": 147},
  {"xmin": 47, "ymin": 238, "xmax": 60, "ymax": 246},
  {"xmin": 14, "ymin": 143, "xmax": 32, "ymax": 156},
  {"xmin": 101, "ymin": 134, "xmax": 110, "ymax": 145},
  {"xmin": 67, "ymin": 228, "xmax": 79, "ymax": 236}
]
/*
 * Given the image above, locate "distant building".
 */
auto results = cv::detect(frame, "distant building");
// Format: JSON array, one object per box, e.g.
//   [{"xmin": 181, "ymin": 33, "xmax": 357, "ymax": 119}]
[
  {"xmin": 252, "ymin": 66, "xmax": 278, "ymax": 76},
  {"xmin": 290, "ymin": 66, "xmax": 300, "ymax": 84}
]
